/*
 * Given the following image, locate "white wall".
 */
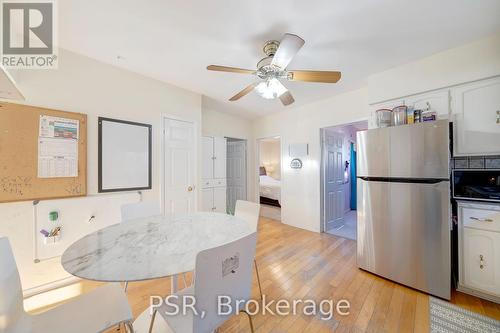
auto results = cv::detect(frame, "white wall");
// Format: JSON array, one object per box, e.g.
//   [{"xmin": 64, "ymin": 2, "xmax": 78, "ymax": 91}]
[
  {"xmin": 253, "ymin": 33, "xmax": 500, "ymax": 233},
  {"xmin": 0, "ymin": 49, "xmax": 202, "ymax": 290},
  {"xmin": 259, "ymin": 139, "xmax": 281, "ymax": 180},
  {"xmin": 253, "ymin": 88, "xmax": 369, "ymax": 232},
  {"xmin": 367, "ymin": 33, "xmax": 500, "ymax": 103},
  {"xmin": 201, "ymin": 97, "xmax": 255, "ymax": 200}
]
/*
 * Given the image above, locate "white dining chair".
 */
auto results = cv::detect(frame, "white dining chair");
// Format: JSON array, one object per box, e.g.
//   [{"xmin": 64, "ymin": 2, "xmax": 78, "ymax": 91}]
[
  {"xmin": 0, "ymin": 237, "xmax": 134, "ymax": 333},
  {"xmin": 148, "ymin": 232, "xmax": 257, "ymax": 333},
  {"xmin": 121, "ymin": 201, "xmax": 161, "ymax": 222},
  {"xmin": 234, "ymin": 200, "xmax": 263, "ymax": 300}
]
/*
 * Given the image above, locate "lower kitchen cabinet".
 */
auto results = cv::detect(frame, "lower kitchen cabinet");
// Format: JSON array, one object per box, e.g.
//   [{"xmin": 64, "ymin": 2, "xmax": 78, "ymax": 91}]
[
  {"xmin": 458, "ymin": 201, "xmax": 500, "ymax": 302},
  {"xmin": 201, "ymin": 186, "xmax": 226, "ymax": 213}
]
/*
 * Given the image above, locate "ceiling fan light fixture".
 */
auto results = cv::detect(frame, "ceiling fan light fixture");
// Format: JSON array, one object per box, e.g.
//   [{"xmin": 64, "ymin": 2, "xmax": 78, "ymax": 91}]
[{"xmin": 255, "ymin": 78, "xmax": 286, "ymax": 99}]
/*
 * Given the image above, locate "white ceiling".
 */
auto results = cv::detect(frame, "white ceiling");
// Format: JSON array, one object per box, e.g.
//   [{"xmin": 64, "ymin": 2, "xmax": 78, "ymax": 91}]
[{"xmin": 59, "ymin": 0, "xmax": 500, "ymax": 118}]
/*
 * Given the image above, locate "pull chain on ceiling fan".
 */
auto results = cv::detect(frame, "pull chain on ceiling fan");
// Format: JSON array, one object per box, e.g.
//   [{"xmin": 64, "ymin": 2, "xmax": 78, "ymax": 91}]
[{"xmin": 207, "ymin": 33, "xmax": 341, "ymax": 106}]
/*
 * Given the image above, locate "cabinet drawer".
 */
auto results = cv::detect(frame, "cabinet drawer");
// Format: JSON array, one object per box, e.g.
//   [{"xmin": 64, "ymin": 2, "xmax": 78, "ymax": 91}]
[
  {"xmin": 201, "ymin": 179, "xmax": 212, "ymax": 189},
  {"xmin": 212, "ymin": 178, "xmax": 226, "ymax": 188},
  {"xmin": 462, "ymin": 206, "xmax": 500, "ymax": 232},
  {"xmin": 201, "ymin": 178, "xmax": 226, "ymax": 188},
  {"xmin": 462, "ymin": 228, "xmax": 500, "ymax": 296}
]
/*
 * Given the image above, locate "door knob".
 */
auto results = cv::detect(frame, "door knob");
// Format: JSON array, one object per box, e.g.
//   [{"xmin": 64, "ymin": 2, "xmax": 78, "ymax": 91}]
[{"xmin": 187, "ymin": 186, "xmax": 194, "ymax": 192}]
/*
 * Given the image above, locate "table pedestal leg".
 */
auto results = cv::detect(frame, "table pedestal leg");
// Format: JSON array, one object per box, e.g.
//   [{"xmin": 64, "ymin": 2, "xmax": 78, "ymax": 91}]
[{"xmin": 170, "ymin": 274, "xmax": 178, "ymax": 294}]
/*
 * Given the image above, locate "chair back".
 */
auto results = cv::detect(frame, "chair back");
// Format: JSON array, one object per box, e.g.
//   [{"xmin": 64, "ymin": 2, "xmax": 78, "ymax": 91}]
[
  {"xmin": 120, "ymin": 201, "xmax": 161, "ymax": 222},
  {"xmin": 193, "ymin": 233, "xmax": 257, "ymax": 333},
  {"xmin": 0, "ymin": 238, "xmax": 30, "ymax": 333},
  {"xmin": 235, "ymin": 200, "xmax": 261, "ymax": 232}
]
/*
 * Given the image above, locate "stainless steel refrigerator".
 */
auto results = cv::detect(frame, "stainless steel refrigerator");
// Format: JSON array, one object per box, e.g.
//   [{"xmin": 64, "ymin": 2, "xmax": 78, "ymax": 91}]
[{"xmin": 356, "ymin": 119, "xmax": 451, "ymax": 299}]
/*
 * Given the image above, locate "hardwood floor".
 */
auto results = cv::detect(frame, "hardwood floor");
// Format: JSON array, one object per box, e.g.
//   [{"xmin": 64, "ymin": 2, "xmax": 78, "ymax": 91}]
[{"xmin": 75, "ymin": 217, "xmax": 500, "ymax": 332}]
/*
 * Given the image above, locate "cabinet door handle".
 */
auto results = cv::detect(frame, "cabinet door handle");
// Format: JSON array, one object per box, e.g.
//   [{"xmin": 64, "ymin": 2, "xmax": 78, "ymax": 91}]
[
  {"xmin": 470, "ymin": 217, "xmax": 494, "ymax": 223},
  {"xmin": 496, "ymin": 110, "xmax": 500, "ymax": 124},
  {"xmin": 479, "ymin": 254, "xmax": 485, "ymax": 269}
]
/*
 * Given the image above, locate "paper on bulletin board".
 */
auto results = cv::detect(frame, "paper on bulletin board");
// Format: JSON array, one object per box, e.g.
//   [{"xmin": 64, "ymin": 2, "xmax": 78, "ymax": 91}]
[
  {"xmin": 39, "ymin": 115, "xmax": 79, "ymax": 139},
  {"xmin": 38, "ymin": 115, "xmax": 79, "ymax": 178}
]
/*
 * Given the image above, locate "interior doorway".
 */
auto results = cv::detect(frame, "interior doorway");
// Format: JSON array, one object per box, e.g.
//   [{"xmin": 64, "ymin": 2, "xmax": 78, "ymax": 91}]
[
  {"xmin": 257, "ymin": 136, "xmax": 282, "ymax": 221},
  {"xmin": 320, "ymin": 121, "xmax": 368, "ymax": 240},
  {"xmin": 226, "ymin": 138, "xmax": 247, "ymax": 214}
]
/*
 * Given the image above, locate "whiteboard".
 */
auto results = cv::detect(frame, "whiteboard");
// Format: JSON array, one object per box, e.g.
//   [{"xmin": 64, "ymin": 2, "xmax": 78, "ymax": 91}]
[
  {"xmin": 98, "ymin": 117, "xmax": 152, "ymax": 192},
  {"xmin": 34, "ymin": 192, "xmax": 141, "ymax": 261}
]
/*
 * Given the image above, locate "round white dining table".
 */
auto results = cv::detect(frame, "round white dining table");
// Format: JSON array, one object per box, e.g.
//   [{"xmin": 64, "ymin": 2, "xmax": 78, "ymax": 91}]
[{"xmin": 61, "ymin": 212, "xmax": 253, "ymax": 292}]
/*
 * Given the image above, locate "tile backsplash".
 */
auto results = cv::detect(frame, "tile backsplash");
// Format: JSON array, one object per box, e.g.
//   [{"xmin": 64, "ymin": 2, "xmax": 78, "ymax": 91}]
[{"xmin": 451, "ymin": 156, "xmax": 500, "ymax": 169}]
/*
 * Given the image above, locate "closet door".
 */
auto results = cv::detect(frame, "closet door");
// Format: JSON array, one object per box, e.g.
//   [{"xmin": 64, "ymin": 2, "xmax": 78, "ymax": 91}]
[
  {"xmin": 201, "ymin": 188, "xmax": 214, "ymax": 212},
  {"xmin": 213, "ymin": 186, "xmax": 227, "ymax": 213},
  {"xmin": 202, "ymin": 136, "xmax": 214, "ymax": 179},
  {"xmin": 213, "ymin": 137, "xmax": 227, "ymax": 179}
]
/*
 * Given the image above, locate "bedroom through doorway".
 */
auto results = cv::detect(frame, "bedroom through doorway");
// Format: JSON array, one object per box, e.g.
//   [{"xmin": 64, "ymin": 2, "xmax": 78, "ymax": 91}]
[{"xmin": 257, "ymin": 136, "xmax": 281, "ymax": 221}]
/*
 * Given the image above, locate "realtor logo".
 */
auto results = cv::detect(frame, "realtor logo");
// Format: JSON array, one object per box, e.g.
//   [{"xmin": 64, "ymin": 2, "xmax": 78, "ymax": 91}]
[{"xmin": 1, "ymin": 0, "xmax": 57, "ymax": 68}]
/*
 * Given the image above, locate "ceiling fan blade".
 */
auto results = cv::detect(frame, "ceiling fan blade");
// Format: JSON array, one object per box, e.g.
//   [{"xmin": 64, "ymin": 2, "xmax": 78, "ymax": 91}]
[
  {"xmin": 229, "ymin": 82, "xmax": 257, "ymax": 101},
  {"xmin": 271, "ymin": 33, "xmax": 305, "ymax": 70},
  {"xmin": 279, "ymin": 91, "xmax": 295, "ymax": 106},
  {"xmin": 288, "ymin": 70, "xmax": 341, "ymax": 83},
  {"xmin": 207, "ymin": 65, "xmax": 255, "ymax": 75}
]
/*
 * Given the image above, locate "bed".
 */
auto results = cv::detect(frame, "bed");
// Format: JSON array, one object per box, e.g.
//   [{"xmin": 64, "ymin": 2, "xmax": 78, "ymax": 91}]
[{"xmin": 259, "ymin": 167, "xmax": 281, "ymax": 207}]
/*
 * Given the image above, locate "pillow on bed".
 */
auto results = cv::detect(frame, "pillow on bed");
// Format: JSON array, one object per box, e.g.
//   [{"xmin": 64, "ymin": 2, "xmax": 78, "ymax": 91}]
[{"xmin": 259, "ymin": 166, "xmax": 267, "ymax": 176}]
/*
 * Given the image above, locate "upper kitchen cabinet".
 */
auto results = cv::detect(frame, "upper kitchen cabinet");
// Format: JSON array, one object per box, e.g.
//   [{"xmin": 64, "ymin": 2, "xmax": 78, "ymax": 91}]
[
  {"xmin": 405, "ymin": 89, "xmax": 450, "ymax": 119},
  {"xmin": 452, "ymin": 76, "xmax": 500, "ymax": 156}
]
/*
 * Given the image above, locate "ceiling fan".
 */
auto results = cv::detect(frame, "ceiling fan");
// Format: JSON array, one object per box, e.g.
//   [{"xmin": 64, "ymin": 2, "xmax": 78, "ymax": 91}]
[{"xmin": 207, "ymin": 33, "xmax": 341, "ymax": 106}]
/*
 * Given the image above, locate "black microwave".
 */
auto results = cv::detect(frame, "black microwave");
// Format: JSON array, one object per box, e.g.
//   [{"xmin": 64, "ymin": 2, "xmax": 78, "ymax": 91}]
[{"xmin": 452, "ymin": 169, "xmax": 500, "ymax": 202}]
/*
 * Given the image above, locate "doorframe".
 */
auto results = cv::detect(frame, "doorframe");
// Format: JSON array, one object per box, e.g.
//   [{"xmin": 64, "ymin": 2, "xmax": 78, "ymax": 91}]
[
  {"xmin": 161, "ymin": 113, "xmax": 199, "ymax": 216},
  {"xmin": 320, "ymin": 119, "xmax": 368, "ymax": 233},
  {"xmin": 255, "ymin": 135, "xmax": 283, "ymax": 204}
]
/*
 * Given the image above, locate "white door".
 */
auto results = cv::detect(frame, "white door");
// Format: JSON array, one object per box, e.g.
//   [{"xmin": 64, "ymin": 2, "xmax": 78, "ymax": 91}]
[
  {"xmin": 213, "ymin": 137, "xmax": 227, "ymax": 179},
  {"xmin": 227, "ymin": 140, "xmax": 247, "ymax": 214},
  {"xmin": 213, "ymin": 187, "xmax": 227, "ymax": 213},
  {"xmin": 202, "ymin": 136, "xmax": 214, "ymax": 180},
  {"xmin": 201, "ymin": 188, "xmax": 213, "ymax": 212},
  {"xmin": 324, "ymin": 131, "xmax": 345, "ymax": 231},
  {"xmin": 164, "ymin": 118, "xmax": 196, "ymax": 218}
]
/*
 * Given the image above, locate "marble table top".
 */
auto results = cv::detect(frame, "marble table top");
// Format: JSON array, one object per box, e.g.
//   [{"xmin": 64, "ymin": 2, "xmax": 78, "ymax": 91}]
[{"xmin": 61, "ymin": 212, "xmax": 253, "ymax": 282}]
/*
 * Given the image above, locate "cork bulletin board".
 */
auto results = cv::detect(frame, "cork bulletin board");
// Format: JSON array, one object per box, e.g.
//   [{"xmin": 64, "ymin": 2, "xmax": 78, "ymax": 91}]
[{"xmin": 0, "ymin": 102, "xmax": 87, "ymax": 203}]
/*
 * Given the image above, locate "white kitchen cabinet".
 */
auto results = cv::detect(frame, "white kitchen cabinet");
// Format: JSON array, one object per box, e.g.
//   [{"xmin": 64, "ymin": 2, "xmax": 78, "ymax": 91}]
[
  {"xmin": 462, "ymin": 228, "xmax": 500, "ymax": 296},
  {"xmin": 201, "ymin": 188, "xmax": 214, "ymax": 212},
  {"xmin": 213, "ymin": 187, "xmax": 227, "ymax": 213},
  {"xmin": 214, "ymin": 137, "xmax": 227, "ymax": 179},
  {"xmin": 201, "ymin": 185, "xmax": 226, "ymax": 213},
  {"xmin": 201, "ymin": 136, "xmax": 227, "ymax": 212},
  {"xmin": 452, "ymin": 76, "xmax": 500, "ymax": 156},
  {"xmin": 458, "ymin": 201, "xmax": 500, "ymax": 302},
  {"xmin": 405, "ymin": 89, "xmax": 450, "ymax": 119},
  {"xmin": 202, "ymin": 137, "xmax": 214, "ymax": 180}
]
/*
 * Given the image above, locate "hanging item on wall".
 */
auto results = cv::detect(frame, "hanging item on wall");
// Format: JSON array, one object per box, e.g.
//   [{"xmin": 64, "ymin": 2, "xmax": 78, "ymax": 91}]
[
  {"xmin": 289, "ymin": 143, "xmax": 308, "ymax": 157},
  {"xmin": 290, "ymin": 158, "xmax": 302, "ymax": 169}
]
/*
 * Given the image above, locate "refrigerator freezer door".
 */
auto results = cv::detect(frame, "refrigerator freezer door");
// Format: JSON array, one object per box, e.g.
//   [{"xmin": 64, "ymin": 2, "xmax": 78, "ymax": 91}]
[
  {"xmin": 357, "ymin": 119, "xmax": 450, "ymax": 179},
  {"xmin": 357, "ymin": 178, "xmax": 451, "ymax": 299}
]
